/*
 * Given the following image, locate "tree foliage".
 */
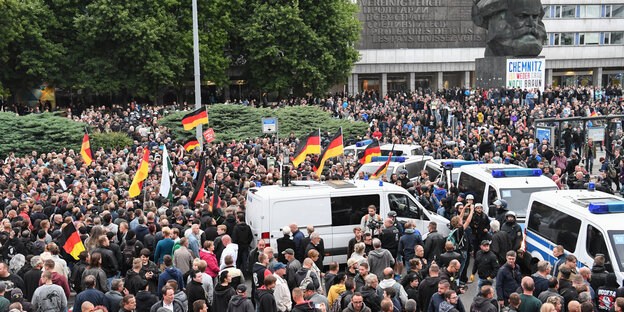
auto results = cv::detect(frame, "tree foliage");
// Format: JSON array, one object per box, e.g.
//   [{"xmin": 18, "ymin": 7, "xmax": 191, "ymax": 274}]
[
  {"xmin": 238, "ymin": 0, "xmax": 361, "ymax": 97},
  {"xmin": 158, "ymin": 104, "xmax": 368, "ymax": 142}
]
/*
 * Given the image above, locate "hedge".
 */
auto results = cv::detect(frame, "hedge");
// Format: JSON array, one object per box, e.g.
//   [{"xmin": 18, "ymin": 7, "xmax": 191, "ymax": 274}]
[
  {"xmin": 158, "ymin": 104, "xmax": 369, "ymax": 143},
  {"xmin": 0, "ymin": 112, "xmax": 132, "ymax": 158}
]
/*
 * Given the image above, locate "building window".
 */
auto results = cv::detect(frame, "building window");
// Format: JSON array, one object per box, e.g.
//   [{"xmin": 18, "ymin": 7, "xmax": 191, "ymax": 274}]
[
  {"xmin": 606, "ymin": 5, "xmax": 624, "ymax": 18},
  {"xmin": 605, "ymin": 32, "xmax": 624, "ymax": 44},
  {"xmin": 579, "ymin": 5, "xmax": 601, "ymax": 18},
  {"xmin": 543, "ymin": 5, "xmax": 551, "ymax": 18},
  {"xmin": 580, "ymin": 33, "xmax": 600, "ymax": 45},
  {"xmin": 553, "ymin": 33, "xmax": 575, "ymax": 46},
  {"xmin": 554, "ymin": 5, "xmax": 577, "ymax": 18}
]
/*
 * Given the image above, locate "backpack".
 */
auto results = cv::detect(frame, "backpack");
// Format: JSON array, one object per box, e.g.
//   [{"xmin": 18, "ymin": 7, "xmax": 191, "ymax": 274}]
[
  {"xmin": 608, "ymin": 162, "xmax": 618, "ymax": 179},
  {"xmin": 122, "ymin": 243, "xmax": 136, "ymax": 267},
  {"xmin": 446, "ymin": 228, "xmax": 466, "ymax": 251},
  {"xmin": 329, "ymin": 291, "xmax": 348, "ymax": 312},
  {"xmin": 299, "ymin": 270, "xmax": 313, "ymax": 290}
]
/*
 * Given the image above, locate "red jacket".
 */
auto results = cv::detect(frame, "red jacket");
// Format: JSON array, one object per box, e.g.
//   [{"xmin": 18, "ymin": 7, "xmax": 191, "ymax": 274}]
[{"xmin": 199, "ymin": 249, "xmax": 219, "ymax": 278}]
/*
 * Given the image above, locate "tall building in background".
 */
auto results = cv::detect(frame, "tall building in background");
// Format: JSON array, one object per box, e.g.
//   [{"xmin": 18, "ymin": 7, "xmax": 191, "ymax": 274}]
[{"xmin": 347, "ymin": 0, "xmax": 624, "ymax": 94}]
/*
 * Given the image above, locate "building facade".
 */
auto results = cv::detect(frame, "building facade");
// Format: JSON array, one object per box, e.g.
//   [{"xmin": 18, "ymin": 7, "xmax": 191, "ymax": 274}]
[{"xmin": 347, "ymin": 0, "xmax": 624, "ymax": 94}]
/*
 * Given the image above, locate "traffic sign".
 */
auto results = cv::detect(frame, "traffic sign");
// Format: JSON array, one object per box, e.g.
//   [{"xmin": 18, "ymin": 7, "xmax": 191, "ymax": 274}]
[{"xmin": 262, "ymin": 117, "xmax": 278, "ymax": 133}]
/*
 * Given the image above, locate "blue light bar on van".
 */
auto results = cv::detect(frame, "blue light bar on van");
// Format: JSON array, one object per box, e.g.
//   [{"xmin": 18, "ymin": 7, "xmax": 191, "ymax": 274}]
[
  {"xmin": 370, "ymin": 156, "xmax": 406, "ymax": 163},
  {"xmin": 442, "ymin": 161, "xmax": 482, "ymax": 168},
  {"xmin": 588, "ymin": 201, "xmax": 624, "ymax": 214},
  {"xmin": 491, "ymin": 168, "xmax": 542, "ymax": 178},
  {"xmin": 355, "ymin": 140, "xmax": 373, "ymax": 147}
]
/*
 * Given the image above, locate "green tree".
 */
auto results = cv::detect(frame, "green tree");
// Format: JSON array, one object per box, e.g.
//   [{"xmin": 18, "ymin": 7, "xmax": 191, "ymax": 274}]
[
  {"xmin": 0, "ymin": 0, "xmax": 64, "ymax": 98},
  {"xmin": 238, "ymin": 0, "xmax": 361, "ymax": 97}
]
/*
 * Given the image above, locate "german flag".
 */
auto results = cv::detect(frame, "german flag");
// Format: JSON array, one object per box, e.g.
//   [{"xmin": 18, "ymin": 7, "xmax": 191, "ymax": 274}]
[
  {"xmin": 80, "ymin": 131, "xmax": 93, "ymax": 166},
  {"xmin": 181, "ymin": 107, "xmax": 209, "ymax": 131},
  {"xmin": 129, "ymin": 149, "xmax": 150, "ymax": 198},
  {"xmin": 190, "ymin": 159, "xmax": 207, "ymax": 204},
  {"xmin": 590, "ymin": 109, "xmax": 597, "ymax": 117},
  {"xmin": 358, "ymin": 140, "xmax": 381, "ymax": 165},
  {"xmin": 184, "ymin": 139, "xmax": 201, "ymax": 152},
  {"xmin": 209, "ymin": 184, "xmax": 221, "ymax": 211},
  {"xmin": 313, "ymin": 129, "xmax": 344, "ymax": 176},
  {"xmin": 371, "ymin": 145, "xmax": 393, "ymax": 179},
  {"xmin": 291, "ymin": 129, "xmax": 321, "ymax": 168},
  {"xmin": 60, "ymin": 222, "xmax": 85, "ymax": 260}
]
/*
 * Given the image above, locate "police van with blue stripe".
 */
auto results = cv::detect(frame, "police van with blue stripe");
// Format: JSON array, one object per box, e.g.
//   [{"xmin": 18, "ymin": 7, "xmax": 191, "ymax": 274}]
[
  {"xmin": 456, "ymin": 164, "xmax": 559, "ymax": 223},
  {"xmin": 525, "ymin": 189, "xmax": 624, "ymax": 284}
]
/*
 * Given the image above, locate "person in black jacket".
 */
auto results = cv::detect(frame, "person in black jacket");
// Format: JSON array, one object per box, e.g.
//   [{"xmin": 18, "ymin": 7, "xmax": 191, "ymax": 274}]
[
  {"xmin": 490, "ymin": 221, "xmax": 511, "ymax": 266},
  {"xmin": 495, "ymin": 251, "xmax": 522, "ymax": 307},
  {"xmin": 438, "ymin": 242, "xmax": 462, "ymax": 269},
  {"xmin": 257, "ymin": 275, "xmax": 278, "ymax": 312},
  {"xmin": 186, "ymin": 270, "xmax": 207, "ymax": 312},
  {"xmin": 94, "ymin": 235, "xmax": 119, "ymax": 280},
  {"xmin": 212, "ymin": 271, "xmax": 236, "ymax": 312},
  {"xmin": 135, "ymin": 280, "xmax": 158, "ymax": 312},
  {"xmin": 418, "ymin": 264, "xmax": 441, "ymax": 312},
  {"xmin": 361, "ymin": 274, "xmax": 381, "ymax": 312},
  {"xmin": 423, "ymin": 222, "xmax": 445, "ymax": 263},
  {"xmin": 471, "ymin": 240, "xmax": 498, "ymax": 291},
  {"xmin": 232, "ymin": 213, "xmax": 253, "ymax": 274},
  {"xmin": 276, "ymin": 227, "xmax": 296, "ymax": 264},
  {"xmin": 470, "ymin": 204, "xmax": 491, "ymax": 255},
  {"xmin": 557, "ymin": 267, "xmax": 579, "ymax": 308}
]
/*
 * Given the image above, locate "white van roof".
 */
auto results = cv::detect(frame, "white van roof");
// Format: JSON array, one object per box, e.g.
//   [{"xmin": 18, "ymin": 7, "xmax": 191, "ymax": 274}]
[
  {"xmin": 530, "ymin": 189, "xmax": 624, "ymax": 224},
  {"xmin": 459, "ymin": 164, "xmax": 558, "ymax": 188},
  {"xmin": 248, "ymin": 179, "xmax": 404, "ymax": 200}
]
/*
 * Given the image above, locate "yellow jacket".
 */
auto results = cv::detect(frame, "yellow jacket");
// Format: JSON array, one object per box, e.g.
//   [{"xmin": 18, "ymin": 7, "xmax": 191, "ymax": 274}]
[{"xmin": 327, "ymin": 284, "xmax": 346, "ymax": 308}]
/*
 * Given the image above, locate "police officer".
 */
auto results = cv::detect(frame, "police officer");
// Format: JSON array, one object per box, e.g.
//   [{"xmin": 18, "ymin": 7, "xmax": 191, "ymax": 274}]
[
  {"xmin": 381, "ymin": 215, "xmax": 401, "ymax": 274},
  {"xmin": 501, "ymin": 211, "xmax": 523, "ymax": 251}
]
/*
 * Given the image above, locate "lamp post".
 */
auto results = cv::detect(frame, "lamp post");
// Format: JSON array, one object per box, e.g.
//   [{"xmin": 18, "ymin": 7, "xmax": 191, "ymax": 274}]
[{"xmin": 192, "ymin": 0, "xmax": 203, "ymax": 151}]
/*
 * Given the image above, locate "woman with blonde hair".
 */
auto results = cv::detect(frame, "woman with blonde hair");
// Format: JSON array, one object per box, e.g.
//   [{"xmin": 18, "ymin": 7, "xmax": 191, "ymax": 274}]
[
  {"xmin": 540, "ymin": 302, "xmax": 556, "ymax": 312},
  {"xmin": 349, "ymin": 242, "xmax": 367, "ymax": 265}
]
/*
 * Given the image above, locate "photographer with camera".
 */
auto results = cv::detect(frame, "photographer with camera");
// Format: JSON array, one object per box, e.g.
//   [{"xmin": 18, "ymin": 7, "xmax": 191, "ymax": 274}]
[{"xmin": 360, "ymin": 205, "xmax": 383, "ymax": 237}]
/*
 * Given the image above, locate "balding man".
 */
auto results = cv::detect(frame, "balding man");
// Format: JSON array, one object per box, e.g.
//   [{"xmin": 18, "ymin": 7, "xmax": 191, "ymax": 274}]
[
  {"xmin": 73, "ymin": 275, "xmax": 107, "ymax": 312},
  {"xmin": 33, "ymin": 271, "xmax": 67, "ymax": 312},
  {"xmin": 518, "ymin": 276, "xmax": 542, "ymax": 312},
  {"xmin": 377, "ymin": 267, "xmax": 408, "ymax": 307},
  {"xmin": 568, "ymin": 300, "xmax": 581, "ymax": 312},
  {"xmin": 219, "ymin": 235, "xmax": 238, "ymax": 270},
  {"xmin": 294, "ymin": 258, "xmax": 320, "ymax": 291}
]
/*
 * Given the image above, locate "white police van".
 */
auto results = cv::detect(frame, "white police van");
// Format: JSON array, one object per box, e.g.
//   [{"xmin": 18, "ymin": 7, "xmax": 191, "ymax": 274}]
[
  {"xmin": 245, "ymin": 179, "xmax": 450, "ymax": 264},
  {"xmin": 525, "ymin": 190, "xmax": 624, "ymax": 284},
  {"xmin": 344, "ymin": 140, "xmax": 424, "ymax": 158},
  {"xmin": 355, "ymin": 155, "xmax": 433, "ymax": 181},
  {"xmin": 423, "ymin": 159, "xmax": 480, "ymax": 187},
  {"xmin": 456, "ymin": 164, "xmax": 559, "ymax": 223}
]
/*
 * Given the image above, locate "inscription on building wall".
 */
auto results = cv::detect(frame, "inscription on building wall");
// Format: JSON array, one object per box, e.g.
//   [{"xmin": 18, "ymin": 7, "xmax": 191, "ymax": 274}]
[{"xmin": 357, "ymin": 0, "xmax": 486, "ymax": 49}]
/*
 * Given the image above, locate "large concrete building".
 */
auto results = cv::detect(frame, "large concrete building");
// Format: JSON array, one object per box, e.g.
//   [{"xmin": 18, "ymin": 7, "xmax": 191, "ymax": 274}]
[{"xmin": 347, "ymin": 0, "xmax": 624, "ymax": 94}]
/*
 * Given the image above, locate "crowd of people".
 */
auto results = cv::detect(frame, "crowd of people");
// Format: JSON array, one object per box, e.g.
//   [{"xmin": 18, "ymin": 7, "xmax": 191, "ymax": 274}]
[{"xmin": 0, "ymin": 84, "xmax": 622, "ymax": 312}]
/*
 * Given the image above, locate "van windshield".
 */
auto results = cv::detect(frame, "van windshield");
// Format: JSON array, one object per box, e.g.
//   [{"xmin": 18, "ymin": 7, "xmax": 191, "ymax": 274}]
[
  {"xmin": 500, "ymin": 187, "xmax": 558, "ymax": 218},
  {"xmin": 608, "ymin": 230, "xmax": 624, "ymax": 272}
]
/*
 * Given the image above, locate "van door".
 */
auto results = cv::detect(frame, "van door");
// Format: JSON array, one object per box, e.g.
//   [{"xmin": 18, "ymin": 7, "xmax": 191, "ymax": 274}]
[
  {"xmin": 585, "ymin": 223, "xmax": 614, "ymax": 272},
  {"xmin": 330, "ymin": 194, "xmax": 381, "ymax": 264},
  {"xmin": 271, "ymin": 198, "xmax": 331, "ymax": 262},
  {"xmin": 485, "ymin": 185, "xmax": 499, "ymax": 217},
  {"xmin": 387, "ymin": 193, "xmax": 429, "ymax": 235}
]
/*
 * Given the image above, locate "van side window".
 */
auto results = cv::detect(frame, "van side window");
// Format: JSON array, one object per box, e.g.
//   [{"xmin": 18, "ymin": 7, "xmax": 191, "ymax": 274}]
[
  {"xmin": 527, "ymin": 201, "xmax": 581, "ymax": 252},
  {"xmin": 405, "ymin": 162, "xmax": 421, "ymax": 178},
  {"xmin": 458, "ymin": 173, "xmax": 485, "ymax": 203},
  {"xmin": 331, "ymin": 195, "xmax": 380, "ymax": 226},
  {"xmin": 388, "ymin": 193, "xmax": 429, "ymax": 221},
  {"xmin": 487, "ymin": 186, "xmax": 498, "ymax": 213},
  {"xmin": 587, "ymin": 225, "xmax": 613, "ymax": 271},
  {"xmin": 426, "ymin": 165, "xmax": 440, "ymax": 181}
]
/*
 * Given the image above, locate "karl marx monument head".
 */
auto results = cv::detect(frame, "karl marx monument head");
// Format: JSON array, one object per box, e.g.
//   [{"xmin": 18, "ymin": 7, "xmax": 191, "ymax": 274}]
[{"xmin": 472, "ymin": 0, "xmax": 547, "ymax": 57}]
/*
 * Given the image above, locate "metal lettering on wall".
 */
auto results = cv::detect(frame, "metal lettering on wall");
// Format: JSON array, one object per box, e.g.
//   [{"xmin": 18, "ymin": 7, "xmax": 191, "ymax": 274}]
[{"xmin": 357, "ymin": 0, "xmax": 486, "ymax": 49}]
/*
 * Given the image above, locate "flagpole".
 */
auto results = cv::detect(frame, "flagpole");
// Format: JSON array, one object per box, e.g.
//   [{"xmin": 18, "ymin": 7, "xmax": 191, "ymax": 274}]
[{"xmin": 192, "ymin": 0, "xmax": 202, "ymax": 153}]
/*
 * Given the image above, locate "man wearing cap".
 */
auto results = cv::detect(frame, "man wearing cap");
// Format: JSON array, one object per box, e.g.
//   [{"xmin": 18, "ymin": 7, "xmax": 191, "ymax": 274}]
[
  {"xmin": 398, "ymin": 170, "xmax": 410, "ymax": 189},
  {"xmin": 228, "ymin": 284, "xmax": 254, "ymax": 312},
  {"xmin": 493, "ymin": 199, "xmax": 509, "ymax": 224},
  {"xmin": 283, "ymin": 248, "xmax": 302, "ymax": 291},
  {"xmin": 472, "ymin": 240, "xmax": 499, "ymax": 291},
  {"xmin": 304, "ymin": 282, "xmax": 329, "ymax": 310},
  {"xmin": 273, "ymin": 263, "xmax": 292, "ymax": 312}
]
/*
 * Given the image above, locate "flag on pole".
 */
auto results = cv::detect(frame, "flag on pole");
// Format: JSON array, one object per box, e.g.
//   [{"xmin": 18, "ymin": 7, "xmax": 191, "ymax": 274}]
[
  {"xmin": 291, "ymin": 129, "xmax": 321, "ymax": 168},
  {"xmin": 371, "ymin": 144, "xmax": 394, "ymax": 179},
  {"xmin": 159, "ymin": 146, "xmax": 174, "ymax": 202},
  {"xmin": 60, "ymin": 222, "xmax": 85, "ymax": 260},
  {"xmin": 313, "ymin": 129, "xmax": 344, "ymax": 176},
  {"xmin": 184, "ymin": 139, "xmax": 201, "ymax": 152},
  {"xmin": 358, "ymin": 140, "xmax": 381, "ymax": 165},
  {"xmin": 129, "ymin": 149, "xmax": 150, "ymax": 198},
  {"xmin": 190, "ymin": 159, "xmax": 207, "ymax": 204},
  {"xmin": 209, "ymin": 185, "xmax": 221, "ymax": 211},
  {"xmin": 80, "ymin": 131, "xmax": 93, "ymax": 166},
  {"xmin": 181, "ymin": 107, "xmax": 209, "ymax": 131}
]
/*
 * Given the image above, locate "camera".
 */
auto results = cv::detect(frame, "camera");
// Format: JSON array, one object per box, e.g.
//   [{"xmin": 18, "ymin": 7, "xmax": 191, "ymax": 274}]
[{"xmin": 367, "ymin": 218, "xmax": 383, "ymax": 230}]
